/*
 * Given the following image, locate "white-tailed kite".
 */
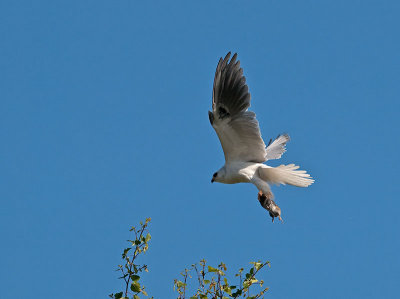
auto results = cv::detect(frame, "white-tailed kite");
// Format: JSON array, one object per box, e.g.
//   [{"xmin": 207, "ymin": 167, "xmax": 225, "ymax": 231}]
[{"xmin": 209, "ymin": 52, "xmax": 314, "ymax": 221}]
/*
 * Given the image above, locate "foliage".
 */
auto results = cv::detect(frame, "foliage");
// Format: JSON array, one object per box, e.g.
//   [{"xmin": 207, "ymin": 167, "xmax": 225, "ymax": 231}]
[
  {"xmin": 109, "ymin": 218, "xmax": 152, "ymax": 299},
  {"xmin": 174, "ymin": 260, "xmax": 270, "ymax": 299},
  {"xmin": 110, "ymin": 219, "xmax": 270, "ymax": 298}
]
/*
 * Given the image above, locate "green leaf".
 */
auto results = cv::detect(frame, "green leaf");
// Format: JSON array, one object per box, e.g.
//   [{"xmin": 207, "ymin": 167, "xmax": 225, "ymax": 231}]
[
  {"xmin": 130, "ymin": 274, "xmax": 140, "ymax": 282},
  {"xmin": 208, "ymin": 266, "xmax": 218, "ymax": 272},
  {"xmin": 122, "ymin": 248, "xmax": 131, "ymax": 258},
  {"xmin": 175, "ymin": 281, "xmax": 186, "ymax": 288},
  {"xmin": 232, "ymin": 289, "xmax": 242, "ymax": 297},
  {"xmin": 251, "ymin": 262, "xmax": 262, "ymax": 270},
  {"xmin": 133, "ymin": 295, "xmax": 140, "ymax": 299},
  {"xmin": 131, "ymin": 282, "xmax": 141, "ymax": 293},
  {"xmin": 223, "ymin": 285, "xmax": 232, "ymax": 295},
  {"xmin": 145, "ymin": 232, "xmax": 151, "ymax": 243},
  {"xmin": 114, "ymin": 292, "xmax": 123, "ymax": 299}
]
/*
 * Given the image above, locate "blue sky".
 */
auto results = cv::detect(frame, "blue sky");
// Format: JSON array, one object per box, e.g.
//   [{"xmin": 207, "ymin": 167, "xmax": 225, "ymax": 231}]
[{"xmin": 1, "ymin": 1, "xmax": 399, "ymax": 298}]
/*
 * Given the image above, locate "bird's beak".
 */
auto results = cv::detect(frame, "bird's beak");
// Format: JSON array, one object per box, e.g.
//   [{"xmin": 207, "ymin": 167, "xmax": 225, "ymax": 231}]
[{"xmin": 211, "ymin": 178, "xmax": 214, "ymax": 183}]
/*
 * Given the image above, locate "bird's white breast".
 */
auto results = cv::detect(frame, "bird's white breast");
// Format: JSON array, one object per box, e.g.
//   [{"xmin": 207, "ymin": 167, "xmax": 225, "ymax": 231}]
[{"xmin": 222, "ymin": 162, "xmax": 261, "ymax": 184}]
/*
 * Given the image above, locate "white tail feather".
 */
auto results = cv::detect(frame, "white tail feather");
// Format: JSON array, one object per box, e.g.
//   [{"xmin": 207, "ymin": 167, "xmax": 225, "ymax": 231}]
[{"xmin": 258, "ymin": 164, "xmax": 314, "ymax": 187}]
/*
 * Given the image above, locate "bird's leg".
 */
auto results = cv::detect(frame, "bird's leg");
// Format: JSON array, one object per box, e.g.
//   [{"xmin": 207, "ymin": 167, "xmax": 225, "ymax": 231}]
[
  {"xmin": 271, "ymin": 217, "xmax": 274, "ymax": 223},
  {"xmin": 278, "ymin": 216, "xmax": 283, "ymax": 223}
]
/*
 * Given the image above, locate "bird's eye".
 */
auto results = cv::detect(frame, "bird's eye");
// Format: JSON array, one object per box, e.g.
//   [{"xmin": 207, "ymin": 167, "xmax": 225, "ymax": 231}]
[{"xmin": 213, "ymin": 172, "xmax": 217, "ymax": 177}]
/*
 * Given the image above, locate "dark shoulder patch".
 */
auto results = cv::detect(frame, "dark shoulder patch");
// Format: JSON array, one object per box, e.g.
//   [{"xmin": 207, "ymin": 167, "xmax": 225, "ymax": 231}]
[{"xmin": 218, "ymin": 106, "xmax": 230, "ymax": 120}]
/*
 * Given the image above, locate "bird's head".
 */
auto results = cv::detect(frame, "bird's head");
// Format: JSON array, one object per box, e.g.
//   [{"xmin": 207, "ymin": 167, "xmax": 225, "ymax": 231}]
[{"xmin": 211, "ymin": 168, "xmax": 226, "ymax": 183}]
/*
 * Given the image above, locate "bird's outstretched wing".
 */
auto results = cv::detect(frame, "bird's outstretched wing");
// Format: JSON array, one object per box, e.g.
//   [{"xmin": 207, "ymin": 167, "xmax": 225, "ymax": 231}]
[{"xmin": 209, "ymin": 52, "xmax": 267, "ymax": 163}]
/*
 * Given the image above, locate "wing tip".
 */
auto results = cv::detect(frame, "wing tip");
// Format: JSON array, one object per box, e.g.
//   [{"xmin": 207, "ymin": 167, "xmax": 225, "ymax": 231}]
[{"xmin": 278, "ymin": 133, "xmax": 290, "ymax": 142}]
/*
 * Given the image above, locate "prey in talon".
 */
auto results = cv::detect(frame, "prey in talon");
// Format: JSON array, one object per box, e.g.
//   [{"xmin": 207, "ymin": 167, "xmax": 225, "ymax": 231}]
[{"xmin": 258, "ymin": 191, "xmax": 283, "ymax": 223}]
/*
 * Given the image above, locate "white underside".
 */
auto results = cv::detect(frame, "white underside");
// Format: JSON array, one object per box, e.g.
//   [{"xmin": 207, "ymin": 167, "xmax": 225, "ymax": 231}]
[{"xmin": 216, "ymin": 161, "xmax": 314, "ymax": 196}]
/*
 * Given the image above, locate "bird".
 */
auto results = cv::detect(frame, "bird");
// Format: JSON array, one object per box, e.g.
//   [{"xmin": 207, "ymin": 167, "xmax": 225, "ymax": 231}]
[{"xmin": 208, "ymin": 52, "xmax": 314, "ymax": 220}]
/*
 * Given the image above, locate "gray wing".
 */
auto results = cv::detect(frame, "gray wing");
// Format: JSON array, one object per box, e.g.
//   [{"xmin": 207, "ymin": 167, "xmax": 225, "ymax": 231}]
[{"xmin": 209, "ymin": 52, "xmax": 267, "ymax": 163}]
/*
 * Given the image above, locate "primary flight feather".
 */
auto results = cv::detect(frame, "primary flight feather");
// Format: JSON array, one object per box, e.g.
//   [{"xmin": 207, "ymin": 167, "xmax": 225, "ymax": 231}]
[{"xmin": 209, "ymin": 52, "xmax": 314, "ymax": 221}]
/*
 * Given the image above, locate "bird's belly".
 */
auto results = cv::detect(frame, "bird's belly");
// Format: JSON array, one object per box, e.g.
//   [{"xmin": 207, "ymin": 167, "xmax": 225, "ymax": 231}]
[
  {"xmin": 224, "ymin": 172, "xmax": 250, "ymax": 184},
  {"xmin": 222, "ymin": 162, "xmax": 257, "ymax": 184}
]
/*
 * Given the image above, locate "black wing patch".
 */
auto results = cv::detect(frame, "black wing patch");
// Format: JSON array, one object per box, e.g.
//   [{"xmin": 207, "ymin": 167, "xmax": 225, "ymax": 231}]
[{"xmin": 218, "ymin": 106, "xmax": 230, "ymax": 120}]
